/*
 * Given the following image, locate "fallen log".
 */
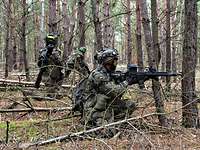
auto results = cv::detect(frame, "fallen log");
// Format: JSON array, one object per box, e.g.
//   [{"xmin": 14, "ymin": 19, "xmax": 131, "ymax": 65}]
[
  {"xmin": 18, "ymin": 113, "xmax": 162, "ymax": 149},
  {"xmin": 0, "ymin": 107, "xmax": 72, "ymax": 113},
  {"xmin": 0, "ymin": 79, "xmax": 74, "ymax": 88}
]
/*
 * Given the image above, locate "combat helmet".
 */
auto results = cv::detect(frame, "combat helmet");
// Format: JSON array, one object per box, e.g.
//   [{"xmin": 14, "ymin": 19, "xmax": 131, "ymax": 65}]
[
  {"xmin": 76, "ymin": 47, "xmax": 87, "ymax": 56},
  {"xmin": 45, "ymin": 33, "xmax": 58, "ymax": 46},
  {"xmin": 97, "ymin": 48, "xmax": 119, "ymax": 64}
]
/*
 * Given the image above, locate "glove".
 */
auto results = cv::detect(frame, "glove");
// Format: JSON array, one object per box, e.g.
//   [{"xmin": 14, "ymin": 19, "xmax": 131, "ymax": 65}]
[{"xmin": 126, "ymin": 76, "xmax": 137, "ymax": 85}]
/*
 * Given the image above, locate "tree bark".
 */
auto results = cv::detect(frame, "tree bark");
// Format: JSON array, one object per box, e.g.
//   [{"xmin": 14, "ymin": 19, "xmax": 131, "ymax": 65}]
[
  {"xmin": 126, "ymin": 0, "xmax": 132, "ymax": 64},
  {"xmin": 62, "ymin": 0, "xmax": 74, "ymax": 62},
  {"xmin": 78, "ymin": 0, "xmax": 86, "ymax": 47},
  {"xmin": 103, "ymin": 0, "xmax": 112, "ymax": 48},
  {"xmin": 140, "ymin": 0, "xmax": 168, "ymax": 127},
  {"xmin": 40, "ymin": 0, "xmax": 45, "ymax": 48},
  {"xmin": 136, "ymin": 0, "xmax": 143, "ymax": 71},
  {"xmin": 91, "ymin": 0, "xmax": 103, "ymax": 51},
  {"xmin": 91, "ymin": 0, "xmax": 103, "ymax": 67},
  {"xmin": 171, "ymin": 0, "xmax": 178, "ymax": 81},
  {"xmin": 151, "ymin": 0, "xmax": 161, "ymax": 68},
  {"xmin": 22, "ymin": 0, "xmax": 30, "ymax": 81},
  {"xmin": 165, "ymin": 0, "xmax": 171, "ymax": 89},
  {"xmin": 48, "ymin": 0, "xmax": 57, "ymax": 33},
  {"xmin": 4, "ymin": 0, "xmax": 12, "ymax": 78},
  {"xmin": 181, "ymin": 0, "xmax": 199, "ymax": 128}
]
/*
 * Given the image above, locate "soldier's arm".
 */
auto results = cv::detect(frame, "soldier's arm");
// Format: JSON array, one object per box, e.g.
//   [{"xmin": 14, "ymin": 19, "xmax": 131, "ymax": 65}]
[
  {"xmin": 64, "ymin": 55, "xmax": 75, "ymax": 78},
  {"xmin": 51, "ymin": 50, "xmax": 63, "ymax": 66},
  {"xmin": 92, "ymin": 72, "xmax": 128, "ymax": 99}
]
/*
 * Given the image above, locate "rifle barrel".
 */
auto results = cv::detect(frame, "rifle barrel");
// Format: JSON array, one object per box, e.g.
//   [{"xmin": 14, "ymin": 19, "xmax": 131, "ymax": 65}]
[{"xmin": 136, "ymin": 72, "xmax": 181, "ymax": 76}]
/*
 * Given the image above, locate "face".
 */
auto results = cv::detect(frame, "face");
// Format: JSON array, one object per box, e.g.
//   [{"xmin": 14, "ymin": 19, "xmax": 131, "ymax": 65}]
[{"xmin": 104, "ymin": 57, "xmax": 118, "ymax": 72}]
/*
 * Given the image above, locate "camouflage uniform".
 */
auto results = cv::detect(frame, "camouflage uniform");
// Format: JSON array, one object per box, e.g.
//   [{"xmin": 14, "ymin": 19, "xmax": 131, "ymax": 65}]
[
  {"xmin": 37, "ymin": 47, "xmax": 64, "ymax": 97},
  {"xmin": 83, "ymin": 62, "xmax": 135, "ymax": 127},
  {"xmin": 35, "ymin": 34, "xmax": 64, "ymax": 98},
  {"xmin": 65, "ymin": 48, "xmax": 90, "ymax": 78}
]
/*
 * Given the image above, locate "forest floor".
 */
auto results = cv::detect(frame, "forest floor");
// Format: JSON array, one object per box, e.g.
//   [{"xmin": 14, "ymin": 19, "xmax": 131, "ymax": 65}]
[{"xmin": 0, "ymin": 72, "xmax": 200, "ymax": 150}]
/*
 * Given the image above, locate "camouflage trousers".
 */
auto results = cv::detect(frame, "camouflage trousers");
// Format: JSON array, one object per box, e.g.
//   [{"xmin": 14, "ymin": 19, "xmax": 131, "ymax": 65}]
[
  {"xmin": 42, "ymin": 74, "xmax": 63, "ymax": 98},
  {"xmin": 83, "ymin": 94, "xmax": 136, "ymax": 128}
]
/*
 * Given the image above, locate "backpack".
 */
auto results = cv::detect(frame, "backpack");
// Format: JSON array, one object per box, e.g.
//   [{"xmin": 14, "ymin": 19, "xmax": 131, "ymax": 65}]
[{"xmin": 72, "ymin": 77, "xmax": 89, "ymax": 115}]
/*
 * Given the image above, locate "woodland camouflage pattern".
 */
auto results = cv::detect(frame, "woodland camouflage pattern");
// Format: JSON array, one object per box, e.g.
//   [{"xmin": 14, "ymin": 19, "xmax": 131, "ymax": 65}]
[
  {"xmin": 37, "ymin": 47, "xmax": 64, "ymax": 97},
  {"xmin": 65, "ymin": 50, "xmax": 90, "ymax": 78},
  {"xmin": 83, "ymin": 65, "xmax": 136, "ymax": 127}
]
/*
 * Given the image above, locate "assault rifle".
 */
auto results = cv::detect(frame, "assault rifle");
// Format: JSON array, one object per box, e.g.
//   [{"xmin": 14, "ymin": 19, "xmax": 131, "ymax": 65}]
[
  {"xmin": 111, "ymin": 64, "xmax": 181, "ymax": 88},
  {"xmin": 34, "ymin": 44, "xmax": 55, "ymax": 88}
]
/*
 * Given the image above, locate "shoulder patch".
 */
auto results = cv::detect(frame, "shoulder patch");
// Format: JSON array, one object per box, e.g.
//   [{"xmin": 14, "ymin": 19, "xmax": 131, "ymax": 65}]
[{"xmin": 92, "ymin": 71, "xmax": 107, "ymax": 82}]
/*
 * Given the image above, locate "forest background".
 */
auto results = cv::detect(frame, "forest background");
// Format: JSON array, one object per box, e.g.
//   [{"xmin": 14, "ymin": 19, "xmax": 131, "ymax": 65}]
[{"xmin": 0, "ymin": 0, "xmax": 200, "ymax": 149}]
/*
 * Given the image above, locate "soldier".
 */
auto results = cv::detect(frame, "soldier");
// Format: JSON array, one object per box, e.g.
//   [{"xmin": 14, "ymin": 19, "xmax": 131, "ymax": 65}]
[
  {"xmin": 81, "ymin": 48, "xmax": 136, "ymax": 129},
  {"xmin": 65, "ymin": 47, "xmax": 90, "ymax": 79},
  {"xmin": 35, "ymin": 33, "xmax": 64, "ymax": 98}
]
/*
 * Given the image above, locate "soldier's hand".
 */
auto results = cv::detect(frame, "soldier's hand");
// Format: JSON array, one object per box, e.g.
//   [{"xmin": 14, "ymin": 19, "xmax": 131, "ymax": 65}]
[{"xmin": 126, "ymin": 76, "xmax": 137, "ymax": 85}]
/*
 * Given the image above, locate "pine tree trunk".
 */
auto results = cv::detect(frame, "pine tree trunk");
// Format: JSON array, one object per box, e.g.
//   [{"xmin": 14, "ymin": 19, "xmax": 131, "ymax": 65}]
[
  {"xmin": 62, "ymin": 0, "xmax": 74, "ymax": 62},
  {"xmin": 91, "ymin": 0, "xmax": 103, "ymax": 67},
  {"xmin": 21, "ymin": 0, "xmax": 30, "ymax": 81},
  {"xmin": 49, "ymin": 0, "xmax": 57, "ymax": 33},
  {"xmin": 4, "ymin": 0, "xmax": 12, "ymax": 78},
  {"xmin": 177, "ymin": 0, "xmax": 184, "ymax": 71},
  {"xmin": 136, "ymin": 0, "xmax": 143, "ymax": 71},
  {"xmin": 40, "ymin": 0, "xmax": 45, "ymax": 48},
  {"xmin": 103, "ymin": 0, "xmax": 112, "ymax": 48},
  {"xmin": 166, "ymin": 0, "xmax": 171, "ymax": 90},
  {"xmin": 182, "ymin": 0, "xmax": 199, "ymax": 128},
  {"xmin": 126, "ymin": 0, "xmax": 132, "ymax": 64},
  {"xmin": 140, "ymin": 0, "xmax": 168, "ymax": 127},
  {"xmin": 171, "ymin": 0, "xmax": 178, "ymax": 81},
  {"xmin": 158, "ymin": 1, "xmax": 166, "ymax": 81},
  {"xmin": 151, "ymin": 0, "xmax": 161, "ymax": 68},
  {"xmin": 78, "ymin": 0, "xmax": 86, "ymax": 47}
]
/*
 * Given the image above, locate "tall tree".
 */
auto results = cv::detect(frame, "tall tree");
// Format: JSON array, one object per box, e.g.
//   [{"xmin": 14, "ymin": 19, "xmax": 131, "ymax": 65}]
[
  {"xmin": 21, "ymin": 0, "xmax": 30, "ymax": 81},
  {"xmin": 103, "ymin": 0, "xmax": 112, "ymax": 48},
  {"xmin": 40, "ymin": 0, "xmax": 45, "ymax": 48},
  {"xmin": 49, "ymin": 0, "xmax": 57, "ymax": 33},
  {"xmin": 136, "ymin": 0, "xmax": 143, "ymax": 71},
  {"xmin": 171, "ymin": 0, "xmax": 178, "ymax": 75},
  {"xmin": 4, "ymin": 0, "xmax": 12, "ymax": 78},
  {"xmin": 140, "ymin": 0, "xmax": 168, "ymax": 126},
  {"xmin": 78, "ymin": 0, "xmax": 86, "ymax": 47},
  {"xmin": 166, "ymin": 0, "xmax": 171, "ymax": 89},
  {"xmin": 151, "ymin": 0, "xmax": 161, "ymax": 68},
  {"xmin": 91, "ymin": 0, "xmax": 103, "ymax": 51},
  {"xmin": 126, "ymin": 0, "xmax": 132, "ymax": 63},
  {"xmin": 62, "ymin": 0, "xmax": 74, "ymax": 62},
  {"xmin": 158, "ymin": 1, "xmax": 166, "ymax": 75},
  {"xmin": 91, "ymin": 0, "xmax": 103, "ymax": 67},
  {"xmin": 182, "ymin": 0, "xmax": 199, "ymax": 128}
]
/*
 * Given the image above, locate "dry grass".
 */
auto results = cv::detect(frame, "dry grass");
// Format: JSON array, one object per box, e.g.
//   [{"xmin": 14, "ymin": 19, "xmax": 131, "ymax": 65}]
[{"xmin": 0, "ymin": 75, "xmax": 199, "ymax": 150}]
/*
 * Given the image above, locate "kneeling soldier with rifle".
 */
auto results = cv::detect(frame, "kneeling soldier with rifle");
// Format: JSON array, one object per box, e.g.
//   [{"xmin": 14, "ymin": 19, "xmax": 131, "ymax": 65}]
[
  {"xmin": 72, "ymin": 48, "xmax": 180, "ymax": 132},
  {"xmin": 35, "ymin": 33, "xmax": 64, "ymax": 98}
]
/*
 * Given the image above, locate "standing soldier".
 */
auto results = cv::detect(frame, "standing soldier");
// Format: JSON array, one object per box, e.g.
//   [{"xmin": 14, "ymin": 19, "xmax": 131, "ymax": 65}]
[
  {"xmin": 35, "ymin": 33, "xmax": 64, "ymax": 98},
  {"xmin": 65, "ymin": 47, "xmax": 90, "ymax": 79}
]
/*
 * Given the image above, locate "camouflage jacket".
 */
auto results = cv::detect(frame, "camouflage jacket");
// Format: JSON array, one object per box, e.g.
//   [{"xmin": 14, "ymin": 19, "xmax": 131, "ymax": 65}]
[
  {"xmin": 65, "ymin": 52, "xmax": 90, "ymax": 78},
  {"xmin": 37, "ymin": 47, "xmax": 63, "ymax": 80},
  {"xmin": 85, "ymin": 65, "xmax": 128, "ymax": 102}
]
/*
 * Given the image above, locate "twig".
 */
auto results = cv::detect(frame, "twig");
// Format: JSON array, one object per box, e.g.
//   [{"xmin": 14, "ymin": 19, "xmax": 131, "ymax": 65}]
[
  {"xmin": 18, "ymin": 113, "xmax": 162, "ymax": 149},
  {"xmin": 6, "ymin": 121, "xmax": 9, "ymax": 144},
  {"xmin": 0, "ymin": 107, "xmax": 72, "ymax": 113},
  {"xmin": 0, "ymin": 79, "xmax": 74, "ymax": 88}
]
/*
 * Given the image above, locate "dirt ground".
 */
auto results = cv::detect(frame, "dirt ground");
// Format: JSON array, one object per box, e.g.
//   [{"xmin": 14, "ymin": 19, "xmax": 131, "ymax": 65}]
[{"xmin": 0, "ymin": 74, "xmax": 199, "ymax": 150}]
